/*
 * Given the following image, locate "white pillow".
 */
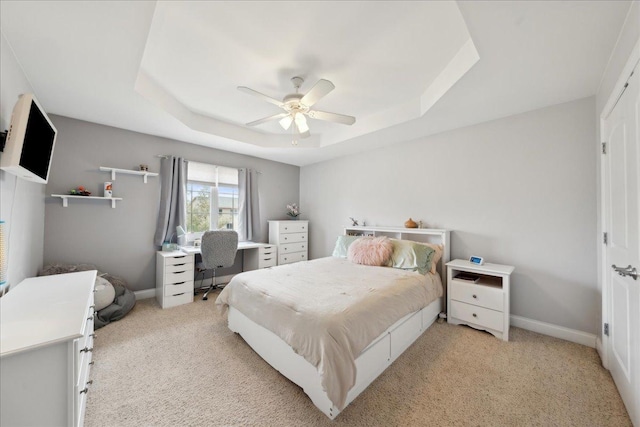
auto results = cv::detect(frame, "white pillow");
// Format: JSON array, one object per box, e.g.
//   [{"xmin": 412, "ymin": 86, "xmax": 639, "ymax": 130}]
[{"xmin": 94, "ymin": 276, "xmax": 116, "ymax": 311}]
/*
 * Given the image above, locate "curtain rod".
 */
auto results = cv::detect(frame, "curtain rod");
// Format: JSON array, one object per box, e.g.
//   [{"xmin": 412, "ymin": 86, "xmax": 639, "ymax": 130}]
[{"xmin": 156, "ymin": 155, "xmax": 261, "ymax": 174}]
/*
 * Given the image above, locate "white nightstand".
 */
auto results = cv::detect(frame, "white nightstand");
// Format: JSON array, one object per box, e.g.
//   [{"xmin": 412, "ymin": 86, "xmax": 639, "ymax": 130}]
[{"xmin": 446, "ymin": 259, "xmax": 514, "ymax": 341}]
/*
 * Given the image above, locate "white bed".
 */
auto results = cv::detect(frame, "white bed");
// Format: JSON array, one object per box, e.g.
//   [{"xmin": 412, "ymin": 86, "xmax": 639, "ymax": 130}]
[{"xmin": 217, "ymin": 228, "xmax": 450, "ymax": 419}]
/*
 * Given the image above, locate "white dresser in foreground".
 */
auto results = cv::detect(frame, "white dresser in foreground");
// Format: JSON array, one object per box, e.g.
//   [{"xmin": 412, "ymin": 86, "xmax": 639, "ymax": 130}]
[
  {"xmin": 269, "ymin": 220, "xmax": 308, "ymax": 265},
  {"xmin": 156, "ymin": 251, "xmax": 195, "ymax": 309},
  {"xmin": 0, "ymin": 270, "xmax": 97, "ymax": 427},
  {"xmin": 446, "ymin": 259, "xmax": 514, "ymax": 341}
]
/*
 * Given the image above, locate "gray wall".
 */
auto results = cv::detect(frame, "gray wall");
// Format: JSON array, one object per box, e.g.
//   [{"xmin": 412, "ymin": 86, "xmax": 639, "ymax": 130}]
[
  {"xmin": 301, "ymin": 97, "xmax": 598, "ymax": 334},
  {"xmin": 0, "ymin": 32, "xmax": 46, "ymax": 290},
  {"xmin": 44, "ymin": 116, "xmax": 300, "ymax": 291}
]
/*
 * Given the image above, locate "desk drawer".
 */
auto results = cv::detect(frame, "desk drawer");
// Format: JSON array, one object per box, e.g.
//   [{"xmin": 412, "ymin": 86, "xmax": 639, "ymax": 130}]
[
  {"xmin": 280, "ymin": 222, "xmax": 307, "ymax": 233},
  {"xmin": 165, "ymin": 254, "xmax": 193, "ymax": 266},
  {"xmin": 259, "ymin": 257, "xmax": 277, "ymax": 268},
  {"xmin": 279, "ymin": 242, "xmax": 306, "ymax": 254},
  {"xmin": 279, "ymin": 251, "xmax": 307, "ymax": 265},
  {"xmin": 450, "ymin": 280, "xmax": 503, "ymax": 312},
  {"xmin": 450, "ymin": 300, "xmax": 503, "ymax": 332},
  {"xmin": 278, "ymin": 232, "xmax": 307, "ymax": 244},
  {"xmin": 164, "ymin": 280, "xmax": 193, "ymax": 297},
  {"xmin": 165, "ymin": 270, "xmax": 192, "ymax": 284},
  {"xmin": 163, "ymin": 292, "xmax": 192, "ymax": 308},
  {"xmin": 166, "ymin": 261, "xmax": 194, "ymax": 274},
  {"xmin": 259, "ymin": 245, "xmax": 276, "ymax": 256}
]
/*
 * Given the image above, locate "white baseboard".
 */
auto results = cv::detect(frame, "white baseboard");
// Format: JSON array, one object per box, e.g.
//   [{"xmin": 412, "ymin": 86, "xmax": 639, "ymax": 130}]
[
  {"xmin": 134, "ymin": 289, "xmax": 156, "ymax": 300},
  {"xmin": 510, "ymin": 315, "xmax": 596, "ymax": 348}
]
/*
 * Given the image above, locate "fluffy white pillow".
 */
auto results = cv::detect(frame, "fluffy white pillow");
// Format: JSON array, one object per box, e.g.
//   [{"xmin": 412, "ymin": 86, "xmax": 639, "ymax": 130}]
[
  {"xmin": 94, "ymin": 276, "xmax": 116, "ymax": 311},
  {"xmin": 347, "ymin": 236, "xmax": 394, "ymax": 266}
]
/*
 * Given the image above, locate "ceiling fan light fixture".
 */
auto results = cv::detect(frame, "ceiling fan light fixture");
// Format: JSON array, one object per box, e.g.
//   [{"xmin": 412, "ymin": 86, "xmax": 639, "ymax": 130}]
[
  {"xmin": 294, "ymin": 112, "xmax": 309, "ymax": 133},
  {"xmin": 279, "ymin": 115, "xmax": 293, "ymax": 130}
]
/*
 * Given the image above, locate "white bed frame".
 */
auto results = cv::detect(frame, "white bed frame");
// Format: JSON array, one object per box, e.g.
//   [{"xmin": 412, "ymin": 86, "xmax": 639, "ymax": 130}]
[{"xmin": 226, "ymin": 227, "xmax": 450, "ymax": 419}]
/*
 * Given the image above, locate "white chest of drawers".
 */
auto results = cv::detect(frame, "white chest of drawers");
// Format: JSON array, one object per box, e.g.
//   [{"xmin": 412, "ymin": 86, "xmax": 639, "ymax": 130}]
[
  {"xmin": 269, "ymin": 220, "xmax": 309, "ymax": 265},
  {"xmin": 0, "ymin": 271, "xmax": 97, "ymax": 427},
  {"xmin": 156, "ymin": 251, "xmax": 195, "ymax": 308},
  {"xmin": 446, "ymin": 259, "xmax": 514, "ymax": 341}
]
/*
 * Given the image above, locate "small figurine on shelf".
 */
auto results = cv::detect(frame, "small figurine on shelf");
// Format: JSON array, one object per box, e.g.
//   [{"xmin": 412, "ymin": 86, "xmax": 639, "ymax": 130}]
[
  {"xmin": 69, "ymin": 186, "xmax": 91, "ymax": 196},
  {"xmin": 349, "ymin": 217, "xmax": 359, "ymax": 226}
]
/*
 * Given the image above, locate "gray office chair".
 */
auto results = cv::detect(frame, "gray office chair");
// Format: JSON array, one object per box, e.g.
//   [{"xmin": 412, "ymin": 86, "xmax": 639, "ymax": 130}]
[{"xmin": 196, "ymin": 229, "xmax": 239, "ymax": 300}]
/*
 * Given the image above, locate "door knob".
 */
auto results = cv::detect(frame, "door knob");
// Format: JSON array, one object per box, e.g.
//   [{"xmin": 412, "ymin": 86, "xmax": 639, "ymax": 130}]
[{"xmin": 612, "ymin": 264, "xmax": 638, "ymax": 280}]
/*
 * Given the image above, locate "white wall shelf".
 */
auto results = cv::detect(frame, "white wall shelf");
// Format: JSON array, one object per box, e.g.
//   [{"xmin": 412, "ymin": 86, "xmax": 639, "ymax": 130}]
[
  {"xmin": 99, "ymin": 166, "xmax": 158, "ymax": 183},
  {"xmin": 52, "ymin": 194, "xmax": 122, "ymax": 208}
]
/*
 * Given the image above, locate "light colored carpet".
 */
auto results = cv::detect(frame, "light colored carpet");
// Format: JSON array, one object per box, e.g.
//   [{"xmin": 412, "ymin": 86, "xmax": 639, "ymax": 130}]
[{"xmin": 85, "ymin": 293, "xmax": 631, "ymax": 426}]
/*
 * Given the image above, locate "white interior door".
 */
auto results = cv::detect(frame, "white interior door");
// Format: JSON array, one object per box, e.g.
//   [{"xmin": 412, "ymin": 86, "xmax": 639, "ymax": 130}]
[{"xmin": 603, "ymin": 63, "xmax": 639, "ymax": 426}]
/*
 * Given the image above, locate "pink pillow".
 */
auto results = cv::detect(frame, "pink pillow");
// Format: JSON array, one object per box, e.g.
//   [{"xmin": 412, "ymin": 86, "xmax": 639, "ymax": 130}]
[{"xmin": 347, "ymin": 236, "xmax": 394, "ymax": 266}]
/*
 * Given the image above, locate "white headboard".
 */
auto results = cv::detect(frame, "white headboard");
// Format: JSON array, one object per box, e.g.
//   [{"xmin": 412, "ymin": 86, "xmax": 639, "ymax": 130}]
[{"xmin": 343, "ymin": 226, "xmax": 451, "ymax": 286}]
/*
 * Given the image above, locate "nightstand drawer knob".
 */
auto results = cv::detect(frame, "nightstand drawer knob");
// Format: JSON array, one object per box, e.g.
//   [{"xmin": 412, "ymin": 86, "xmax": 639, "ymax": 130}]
[
  {"xmin": 472, "ymin": 294, "xmax": 477, "ymax": 299},
  {"xmin": 472, "ymin": 313, "xmax": 477, "ymax": 318}
]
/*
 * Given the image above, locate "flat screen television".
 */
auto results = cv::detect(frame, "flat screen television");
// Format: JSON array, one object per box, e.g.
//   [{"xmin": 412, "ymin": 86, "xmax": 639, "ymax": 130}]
[{"xmin": 0, "ymin": 93, "xmax": 57, "ymax": 184}]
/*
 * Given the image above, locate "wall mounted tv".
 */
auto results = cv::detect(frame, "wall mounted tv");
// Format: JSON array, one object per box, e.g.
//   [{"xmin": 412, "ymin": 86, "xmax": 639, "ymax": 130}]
[{"xmin": 0, "ymin": 93, "xmax": 57, "ymax": 184}]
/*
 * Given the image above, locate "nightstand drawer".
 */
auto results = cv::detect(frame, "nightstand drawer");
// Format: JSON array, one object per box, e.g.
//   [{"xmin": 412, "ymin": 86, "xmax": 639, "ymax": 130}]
[
  {"xmin": 164, "ymin": 280, "xmax": 193, "ymax": 297},
  {"xmin": 280, "ymin": 222, "xmax": 307, "ymax": 233},
  {"xmin": 165, "ymin": 254, "xmax": 192, "ymax": 266},
  {"xmin": 279, "ymin": 251, "xmax": 307, "ymax": 265},
  {"xmin": 451, "ymin": 300, "xmax": 503, "ymax": 332},
  {"xmin": 450, "ymin": 280, "xmax": 503, "ymax": 311},
  {"xmin": 278, "ymin": 232, "xmax": 307, "ymax": 244},
  {"xmin": 165, "ymin": 270, "xmax": 192, "ymax": 284},
  {"xmin": 279, "ymin": 242, "xmax": 306, "ymax": 253}
]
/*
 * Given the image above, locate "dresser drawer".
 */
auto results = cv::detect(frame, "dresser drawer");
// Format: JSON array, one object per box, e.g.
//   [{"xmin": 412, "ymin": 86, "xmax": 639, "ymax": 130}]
[
  {"xmin": 278, "ymin": 232, "xmax": 307, "ymax": 244},
  {"xmin": 280, "ymin": 222, "xmax": 307, "ymax": 233},
  {"xmin": 165, "ymin": 254, "xmax": 193, "ymax": 266},
  {"xmin": 164, "ymin": 280, "xmax": 193, "ymax": 297},
  {"xmin": 279, "ymin": 242, "xmax": 307, "ymax": 254},
  {"xmin": 279, "ymin": 251, "xmax": 307, "ymax": 265},
  {"xmin": 165, "ymin": 270, "xmax": 192, "ymax": 284},
  {"xmin": 450, "ymin": 300, "xmax": 503, "ymax": 332},
  {"xmin": 450, "ymin": 280, "xmax": 503, "ymax": 312}
]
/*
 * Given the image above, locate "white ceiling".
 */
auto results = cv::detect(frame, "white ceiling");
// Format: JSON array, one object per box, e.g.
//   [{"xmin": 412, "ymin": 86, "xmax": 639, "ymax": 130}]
[{"xmin": 0, "ymin": 1, "xmax": 632, "ymax": 166}]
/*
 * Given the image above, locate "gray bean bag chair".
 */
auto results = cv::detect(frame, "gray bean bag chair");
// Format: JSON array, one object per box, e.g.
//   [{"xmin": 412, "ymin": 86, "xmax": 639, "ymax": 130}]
[{"xmin": 39, "ymin": 264, "xmax": 136, "ymax": 329}]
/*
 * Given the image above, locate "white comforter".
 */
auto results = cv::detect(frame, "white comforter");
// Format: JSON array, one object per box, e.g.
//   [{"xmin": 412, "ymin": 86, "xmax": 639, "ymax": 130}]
[{"xmin": 216, "ymin": 257, "xmax": 442, "ymax": 410}]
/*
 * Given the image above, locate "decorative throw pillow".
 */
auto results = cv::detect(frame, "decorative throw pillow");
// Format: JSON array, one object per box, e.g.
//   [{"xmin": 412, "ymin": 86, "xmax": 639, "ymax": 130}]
[
  {"xmin": 389, "ymin": 239, "xmax": 436, "ymax": 275},
  {"xmin": 347, "ymin": 236, "xmax": 394, "ymax": 266},
  {"xmin": 332, "ymin": 235, "xmax": 362, "ymax": 258},
  {"xmin": 94, "ymin": 276, "xmax": 116, "ymax": 311}
]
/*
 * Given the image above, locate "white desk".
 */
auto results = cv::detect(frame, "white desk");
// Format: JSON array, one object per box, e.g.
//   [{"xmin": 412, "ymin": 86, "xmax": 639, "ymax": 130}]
[{"xmin": 180, "ymin": 241, "xmax": 277, "ymax": 271}]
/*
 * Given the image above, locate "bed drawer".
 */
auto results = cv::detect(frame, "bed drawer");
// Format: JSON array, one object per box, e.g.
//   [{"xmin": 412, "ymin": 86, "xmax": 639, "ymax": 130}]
[
  {"xmin": 164, "ymin": 280, "xmax": 193, "ymax": 297},
  {"xmin": 279, "ymin": 222, "xmax": 308, "ymax": 233},
  {"xmin": 279, "ymin": 242, "xmax": 307, "ymax": 254},
  {"xmin": 450, "ymin": 300, "xmax": 503, "ymax": 332},
  {"xmin": 278, "ymin": 251, "xmax": 307, "ymax": 265},
  {"xmin": 278, "ymin": 232, "xmax": 307, "ymax": 244},
  {"xmin": 165, "ymin": 270, "xmax": 192, "ymax": 284},
  {"xmin": 450, "ymin": 280, "xmax": 503, "ymax": 312}
]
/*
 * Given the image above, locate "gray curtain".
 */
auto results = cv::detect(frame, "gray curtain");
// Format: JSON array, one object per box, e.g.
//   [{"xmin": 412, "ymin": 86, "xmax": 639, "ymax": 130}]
[
  {"xmin": 238, "ymin": 168, "xmax": 260, "ymax": 242},
  {"xmin": 154, "ymin": 156, "xmax": 188, "ymax": 246}
]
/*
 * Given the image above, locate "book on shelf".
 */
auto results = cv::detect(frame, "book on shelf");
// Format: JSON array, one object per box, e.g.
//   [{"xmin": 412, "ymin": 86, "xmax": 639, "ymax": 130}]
[{"xmin": 454, "ymin": 272, "xmax": 480, "ymax": 283}]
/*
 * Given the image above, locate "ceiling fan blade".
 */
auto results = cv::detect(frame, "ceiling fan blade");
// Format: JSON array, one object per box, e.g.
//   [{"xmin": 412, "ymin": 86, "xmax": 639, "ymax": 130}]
[
  {"xmin": 237, "ymin": 86, "xmax": 283, "ymax": 107},
  {"xmin": 246, "ymin": 112, "xmax": 290, "ymax": 127},
  {"xmin": 307, "ymin": 110, "xmax": 356, "ymax": 125},
  {"xmin": 300, "ymin": 79, "xmax": 335, "ymax": 107}
]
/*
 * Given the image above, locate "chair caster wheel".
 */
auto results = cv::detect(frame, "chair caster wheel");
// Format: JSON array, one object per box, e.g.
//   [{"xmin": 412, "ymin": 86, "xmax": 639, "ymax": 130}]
[{"xmin": 203, "ymin": 296, "xmax": 208, "ymax": 301}]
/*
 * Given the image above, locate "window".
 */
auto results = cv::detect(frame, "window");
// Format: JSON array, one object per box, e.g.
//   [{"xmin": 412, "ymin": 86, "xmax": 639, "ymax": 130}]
[{"xmin": 186, "ymin": 163, "xmax": 239, "ymax": 233}]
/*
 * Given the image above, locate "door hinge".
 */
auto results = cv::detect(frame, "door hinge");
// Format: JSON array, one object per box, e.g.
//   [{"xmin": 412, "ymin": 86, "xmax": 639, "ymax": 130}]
[
  {"xmin": 602, "ymin": 142, "xmax": 606, "ymax": 154},
  {"xmin": 603, "ymin": 232, "xmax": 608, "ymax": 245},
  {"xmin": 604, "ymin": 323, "xmax": 609, "ymax": 336}
]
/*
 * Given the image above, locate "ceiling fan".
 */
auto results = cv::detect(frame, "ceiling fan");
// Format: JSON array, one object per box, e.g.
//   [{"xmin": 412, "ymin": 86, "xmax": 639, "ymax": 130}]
[{"xmin": 238, "ymin": 77, "xmax": 356, "ymax": 142}]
